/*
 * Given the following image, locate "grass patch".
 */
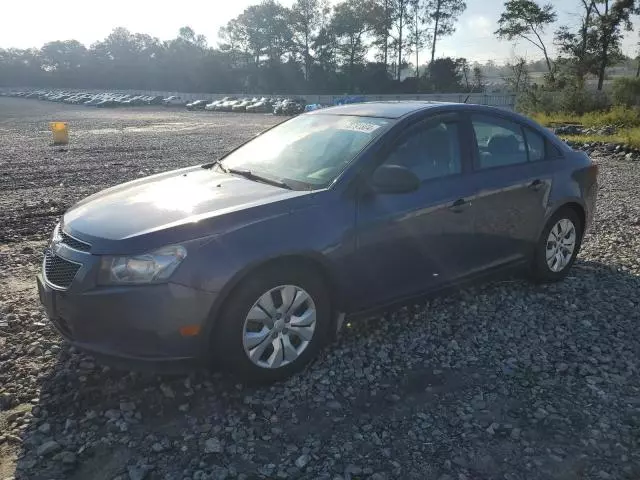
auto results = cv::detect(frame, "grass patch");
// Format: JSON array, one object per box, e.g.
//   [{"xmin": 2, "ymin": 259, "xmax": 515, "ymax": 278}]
[
  {"xmin": 532, "ymin": 106, "xmax": 640, "ymax": 129},
  {"xmin": 531, "ymin": 106, "xmax": 640, "ymax": 148},
  {"xmin": 559, "ymin": 126, "xmax": 640, "ymax": 149}
]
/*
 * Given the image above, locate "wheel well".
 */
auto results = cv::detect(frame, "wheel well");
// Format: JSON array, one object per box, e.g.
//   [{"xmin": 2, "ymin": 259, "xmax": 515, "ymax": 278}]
[
  {"xmin": 561, "ymin": 202, "xmax": 586, "ymax": 231},
  {"xmin": 206, "ymin": 254, "xmax": 342, "ymax": 334}
]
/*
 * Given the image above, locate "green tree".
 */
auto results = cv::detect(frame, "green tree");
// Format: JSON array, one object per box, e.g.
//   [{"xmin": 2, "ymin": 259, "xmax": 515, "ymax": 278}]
[
  {"xmin": 0, "ymin": 48, "xmax": 43, "ymax": 87},
  {"xmin": 309, "ymin": 4, "xmax": 339, "ymax": 92},
  {"xmin": 290, "ymin": 0, "xmax": 327, "ymax": 81},
  {"xmin": 503, "ymin": 56, "xmax": 530, "ymax": 93},
  {"xmin": 407, "ymin": 0, "xmax": 431, "ymax": 79},
  {"xmin": 426, "ymin": 57, "xmax": 463, "ymax": 91},
  {"xmin": 219, "ymin": 0, "xmax": 294, "ymax": 91},
  {"xmin": 40, "ymin": 40, "xmax": 88, "ymax": 87},
  {"xmin": 220, "ymin": 1, "xmax": 293, "ymax": 67},
  {"xmin": 371, "ymin": 0, "xmax": 394, "ymax": 72},
  {"xmin": 554, "ymin": 0, "xmax": 598, "ymax": 85},
  {"xmin": 388, "ymin": 0, "xmax": 413, "ymax": 80},
  {"xmin": 457, "ymin": 57, "xmax": 471, "ymax": 90},
  {"xmin": 163, "ymin": 27, "xmax": 209, "ymax": 91},
  {"xmin": 426, "ymin": 0, "xmax": 466, "ymax": 64},
  {"xmin": 495, "ymin": 0, "xmax": 557, "ymax": 82},
  {"xmin": 177, "ymin": 26, "xmax": 207, "ymax": 48},
  {"xmin": 331, "ymin": 0, "xmax": 376, "ymax": 91},
  {"xmin": 472, "ymin": 64, "xmax": 486, "ymax": 92},
  {"xmin": 90, "ymin": 28, "xmax": 165, "ymax": 89},
  {"xmin": 590, "ymin": 0, "xmax": 636, "ymax": 90}
]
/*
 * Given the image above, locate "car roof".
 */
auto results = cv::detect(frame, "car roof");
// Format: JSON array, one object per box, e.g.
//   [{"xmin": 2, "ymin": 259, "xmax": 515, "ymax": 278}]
[
  {"xmin": 309, "ymin": 101, "xmax": 524, "ymax": 120},
  {"xmin": 311, "ymin": 101, "xmax": 457, "ymax": 119}
]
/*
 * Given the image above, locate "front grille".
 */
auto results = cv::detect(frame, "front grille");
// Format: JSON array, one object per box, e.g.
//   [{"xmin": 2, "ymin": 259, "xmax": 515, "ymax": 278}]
[
  {"xmin": 44, "ymin": 250, "xmax": 81, "ymax": 289},
  {"xmin": 60, "ymin": 231, "xmax": 91, "ymax": 252}
]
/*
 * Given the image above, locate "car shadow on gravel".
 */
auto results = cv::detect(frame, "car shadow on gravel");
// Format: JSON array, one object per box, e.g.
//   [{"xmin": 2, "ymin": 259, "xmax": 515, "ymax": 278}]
[{"xmin": 8, "ymin": 259, "xmax": 640, "ymax": 480}]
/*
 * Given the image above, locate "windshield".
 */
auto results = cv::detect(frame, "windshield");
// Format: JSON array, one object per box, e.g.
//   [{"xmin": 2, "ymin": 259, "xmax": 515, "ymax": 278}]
[{"xmin": 220, "ymin": 114, "xmax": 391, "ymax": 189}]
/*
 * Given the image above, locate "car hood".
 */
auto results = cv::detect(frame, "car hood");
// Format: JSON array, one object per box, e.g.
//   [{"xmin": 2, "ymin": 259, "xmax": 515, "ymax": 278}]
[{"xmin": 63, "ymin": 166, "xmax": 313, "ymax": 253}]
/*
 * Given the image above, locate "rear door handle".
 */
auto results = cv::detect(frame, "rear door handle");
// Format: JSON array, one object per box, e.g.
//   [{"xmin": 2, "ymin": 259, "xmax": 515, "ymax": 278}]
[
  {"xmin": 529, "ymin": 179, "xmax": 544, "ymax": 191},
  {"xmin": 449, "ymin": 198, "xmax": 469, "ymax": 213}
]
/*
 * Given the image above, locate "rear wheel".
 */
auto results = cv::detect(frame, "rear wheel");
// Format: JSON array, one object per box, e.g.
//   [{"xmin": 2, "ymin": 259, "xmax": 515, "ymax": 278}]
[
  {"xmin": 530, "ymin": 208, "xmax": 583, "ymax": 283},
  {"xmin": 213, "ymin": 264, "xmax": 331, "ymax": 382}
]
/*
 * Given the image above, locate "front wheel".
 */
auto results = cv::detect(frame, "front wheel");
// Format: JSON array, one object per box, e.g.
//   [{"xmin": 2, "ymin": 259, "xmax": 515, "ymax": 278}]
[
  {"xmin": 213, "ymin": 265, "xmax": 331, "ymax": 382},
  {"xmin": 530, "ymin": 208, "xmax": 583, "ymax": 283}
]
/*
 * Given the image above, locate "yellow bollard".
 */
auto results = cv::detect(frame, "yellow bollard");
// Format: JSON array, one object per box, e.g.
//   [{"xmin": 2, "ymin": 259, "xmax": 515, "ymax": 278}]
[{"xmin": 50, "ymin": 122, "xmax": 69, "ymax": 145}]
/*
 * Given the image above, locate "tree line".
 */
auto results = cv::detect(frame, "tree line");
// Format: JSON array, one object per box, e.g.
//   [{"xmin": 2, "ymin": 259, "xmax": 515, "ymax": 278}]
[
  {"xmin": 496, "ymin": 0, "xmax": 638, "ymax": 91},
  {"xmin": 0, "ymin": 0, "xmax": 637, "ymax": 94}
]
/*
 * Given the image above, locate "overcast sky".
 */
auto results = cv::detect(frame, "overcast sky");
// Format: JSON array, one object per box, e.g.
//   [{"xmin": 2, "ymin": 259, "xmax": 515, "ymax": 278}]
[{"xmin": 0, "ymin": 0, "xmax": 637, "ymax": 64}]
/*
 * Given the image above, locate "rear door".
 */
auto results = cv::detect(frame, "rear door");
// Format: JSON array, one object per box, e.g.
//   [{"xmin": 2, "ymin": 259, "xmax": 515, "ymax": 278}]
[{"xmin": 464, "ymin": 113, "xmax": 555, "ymax": 269}]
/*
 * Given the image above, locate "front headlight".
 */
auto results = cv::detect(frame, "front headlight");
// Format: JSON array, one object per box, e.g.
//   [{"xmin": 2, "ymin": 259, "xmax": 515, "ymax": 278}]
[{"xmin": 98, "ymin": 245, "xmax": 187, "ymax": 285}]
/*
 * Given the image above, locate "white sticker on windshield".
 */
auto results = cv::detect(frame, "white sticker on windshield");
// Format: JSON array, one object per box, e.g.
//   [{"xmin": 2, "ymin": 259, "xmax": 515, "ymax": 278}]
[{"xmin": 341, "ymin": 121, "xmax": 382, "ymax": 134}]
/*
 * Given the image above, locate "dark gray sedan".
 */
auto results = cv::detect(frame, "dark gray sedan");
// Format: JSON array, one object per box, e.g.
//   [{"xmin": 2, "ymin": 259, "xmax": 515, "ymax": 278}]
[{"xmin": 37, "ymin": 102, "xmax": 598, "ymax": 382}]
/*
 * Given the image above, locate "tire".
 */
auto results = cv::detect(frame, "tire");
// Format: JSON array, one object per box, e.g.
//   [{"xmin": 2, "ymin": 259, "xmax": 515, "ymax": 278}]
[
  {"xmin": 530, "ymin": 207, "xmax": 583, "ymax": 283},
  {"xmin": 212, "ymin": 264, "xmax": 332, "ymax": 383}
]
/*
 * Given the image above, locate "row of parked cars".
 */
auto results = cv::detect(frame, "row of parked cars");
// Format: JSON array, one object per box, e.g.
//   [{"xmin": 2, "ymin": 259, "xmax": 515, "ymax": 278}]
[
  {"xmin": 3, "ymin": 90, "xmax": 168, "ymax": 108},
  {"xmin": 3, "ymin": 90, "xmax": 315, "ymax": 115},
  {"xmin": 185, "ymin": 96, "xmax": 308, "ymax": 115}
]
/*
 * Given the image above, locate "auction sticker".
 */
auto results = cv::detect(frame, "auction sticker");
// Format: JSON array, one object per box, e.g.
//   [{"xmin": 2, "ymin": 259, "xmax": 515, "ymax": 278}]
[{"xmin": 340, "ymin": 121, "xmax": 383, "ymax": 134}]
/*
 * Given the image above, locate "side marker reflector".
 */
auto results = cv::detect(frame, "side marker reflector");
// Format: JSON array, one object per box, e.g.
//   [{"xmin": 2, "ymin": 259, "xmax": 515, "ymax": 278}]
[{"xmin": 179, "ymin": 325, "xmax": 201, "ymax": 337}]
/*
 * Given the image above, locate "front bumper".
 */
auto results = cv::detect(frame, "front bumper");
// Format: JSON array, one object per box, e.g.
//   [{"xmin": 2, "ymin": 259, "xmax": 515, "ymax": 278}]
[{"xmin": 37, "ymin": 273, "xmax": 217, "ymax": 370}]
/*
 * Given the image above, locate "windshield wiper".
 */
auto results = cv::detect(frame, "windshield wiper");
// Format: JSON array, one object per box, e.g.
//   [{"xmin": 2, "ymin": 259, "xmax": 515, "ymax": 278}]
[
  {"xmin": 227, "ymin": 167, "xmax": 292, "ymax": 189},
  {"xmin": 201, "ymin": 160, "xmax": 228, "ymax": 173}
]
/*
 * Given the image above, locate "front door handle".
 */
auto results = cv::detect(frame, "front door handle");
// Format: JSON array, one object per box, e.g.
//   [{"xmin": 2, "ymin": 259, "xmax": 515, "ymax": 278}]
[
  {"xmin": 529, "ymin": 179, "xmax": 544, "ymax": 191},
  {"xmin": 449, "ymin": 198, "xmax": 469, "ymax": 213}
]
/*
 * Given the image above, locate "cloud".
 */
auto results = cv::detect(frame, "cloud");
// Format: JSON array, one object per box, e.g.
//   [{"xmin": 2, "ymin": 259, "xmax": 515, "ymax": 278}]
[{"xmin": 465, "ymin": 15, "xmax": 493, "ymax": 38}]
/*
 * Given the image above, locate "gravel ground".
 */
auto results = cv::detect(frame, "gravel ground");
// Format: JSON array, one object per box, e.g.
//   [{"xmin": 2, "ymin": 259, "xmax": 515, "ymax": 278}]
[{"xmin": 0, "ymin": 97, "xmax": 639, "ymax": 480}]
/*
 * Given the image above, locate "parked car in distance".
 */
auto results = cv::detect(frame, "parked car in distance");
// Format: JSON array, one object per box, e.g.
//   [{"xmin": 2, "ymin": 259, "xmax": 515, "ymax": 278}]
[
  {"xmin": 231, "ymin": 99, "xmax": 253, "ymax": 112},
  {"xmin": 217, "ymin": 99, "xmax": 241, "ymax": 112},
  {"xmin": 246, "ymin": 99, "xmax": 274, "ymax": 113},
  {"xmin": 208, "ymin": 97, "xmax": 233, "ymax": 111},
  {"xmin": 205, "ymin": 99, "xmax": 223, "ymax": 111},
  {"xmin": 186, "ymin": 100, "xmax": 209, "ymax": 111},
  {"xmin": 37, "ymin": 102, "xmax": 598, "ymax": 382},
  {"xmin": 163, "ymin": 96, "xmax": 185, "ymax": 106},
  {"xmin": 85, "ymin": 96, "xmax": 109, "ymax": 106},
  {"xmin": 275, "ymin": 98, "xmax": 306, "ymax": 115}
]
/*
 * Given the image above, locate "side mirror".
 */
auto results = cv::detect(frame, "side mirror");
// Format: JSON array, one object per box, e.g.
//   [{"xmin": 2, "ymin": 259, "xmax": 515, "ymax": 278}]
[{"xmin": 370, "ymin": 164, "xmax": 420, "ymax": 194}]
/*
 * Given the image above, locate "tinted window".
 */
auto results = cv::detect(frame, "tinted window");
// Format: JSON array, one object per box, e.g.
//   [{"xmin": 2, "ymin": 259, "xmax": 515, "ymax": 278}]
[
  {"xmin": 524, "ymin": 127, "xmax": 545, "ymax": 161},
  {"xmin": 472, "ymin": 115, "xmax": 527, "ymax": 168},
  {"xmin": 385, "ymin": 120, "xmax": 461, "ymax": 181}
]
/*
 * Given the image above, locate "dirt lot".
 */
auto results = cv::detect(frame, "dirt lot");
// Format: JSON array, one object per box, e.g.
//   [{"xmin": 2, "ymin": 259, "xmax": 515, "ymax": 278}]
[{"xmin": 0, "ymin": 97, "xmax": 639, "ymax": 480}]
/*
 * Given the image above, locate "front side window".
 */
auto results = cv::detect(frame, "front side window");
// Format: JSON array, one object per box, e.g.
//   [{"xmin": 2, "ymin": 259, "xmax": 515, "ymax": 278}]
[
  {"xmin": 220, "ymin": 114, "xmax": 390, "ymax": 189},
  {"xmin": 472, "ymin": 115, "xmax": 527, "ymax": 168},
  {"xmin": 384, "ymin": 120, "xmax": 462, "ymax": 181}
]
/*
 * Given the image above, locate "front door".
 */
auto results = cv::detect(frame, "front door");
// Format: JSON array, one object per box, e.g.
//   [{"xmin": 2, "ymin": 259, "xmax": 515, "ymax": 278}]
[{"xmin": 351, "ymin": 115, "xmax": 478, "ymax": 310}]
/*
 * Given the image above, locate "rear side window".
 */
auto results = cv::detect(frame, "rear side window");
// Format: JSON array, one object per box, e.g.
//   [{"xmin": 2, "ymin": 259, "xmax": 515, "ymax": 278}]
[
  {"xmin": 471, "ymin": 115, "xmax": 527, "ymax": 168},
  {"xmin": 524, "ymin": 127, "xmax": 545, "ymax": 161}
]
